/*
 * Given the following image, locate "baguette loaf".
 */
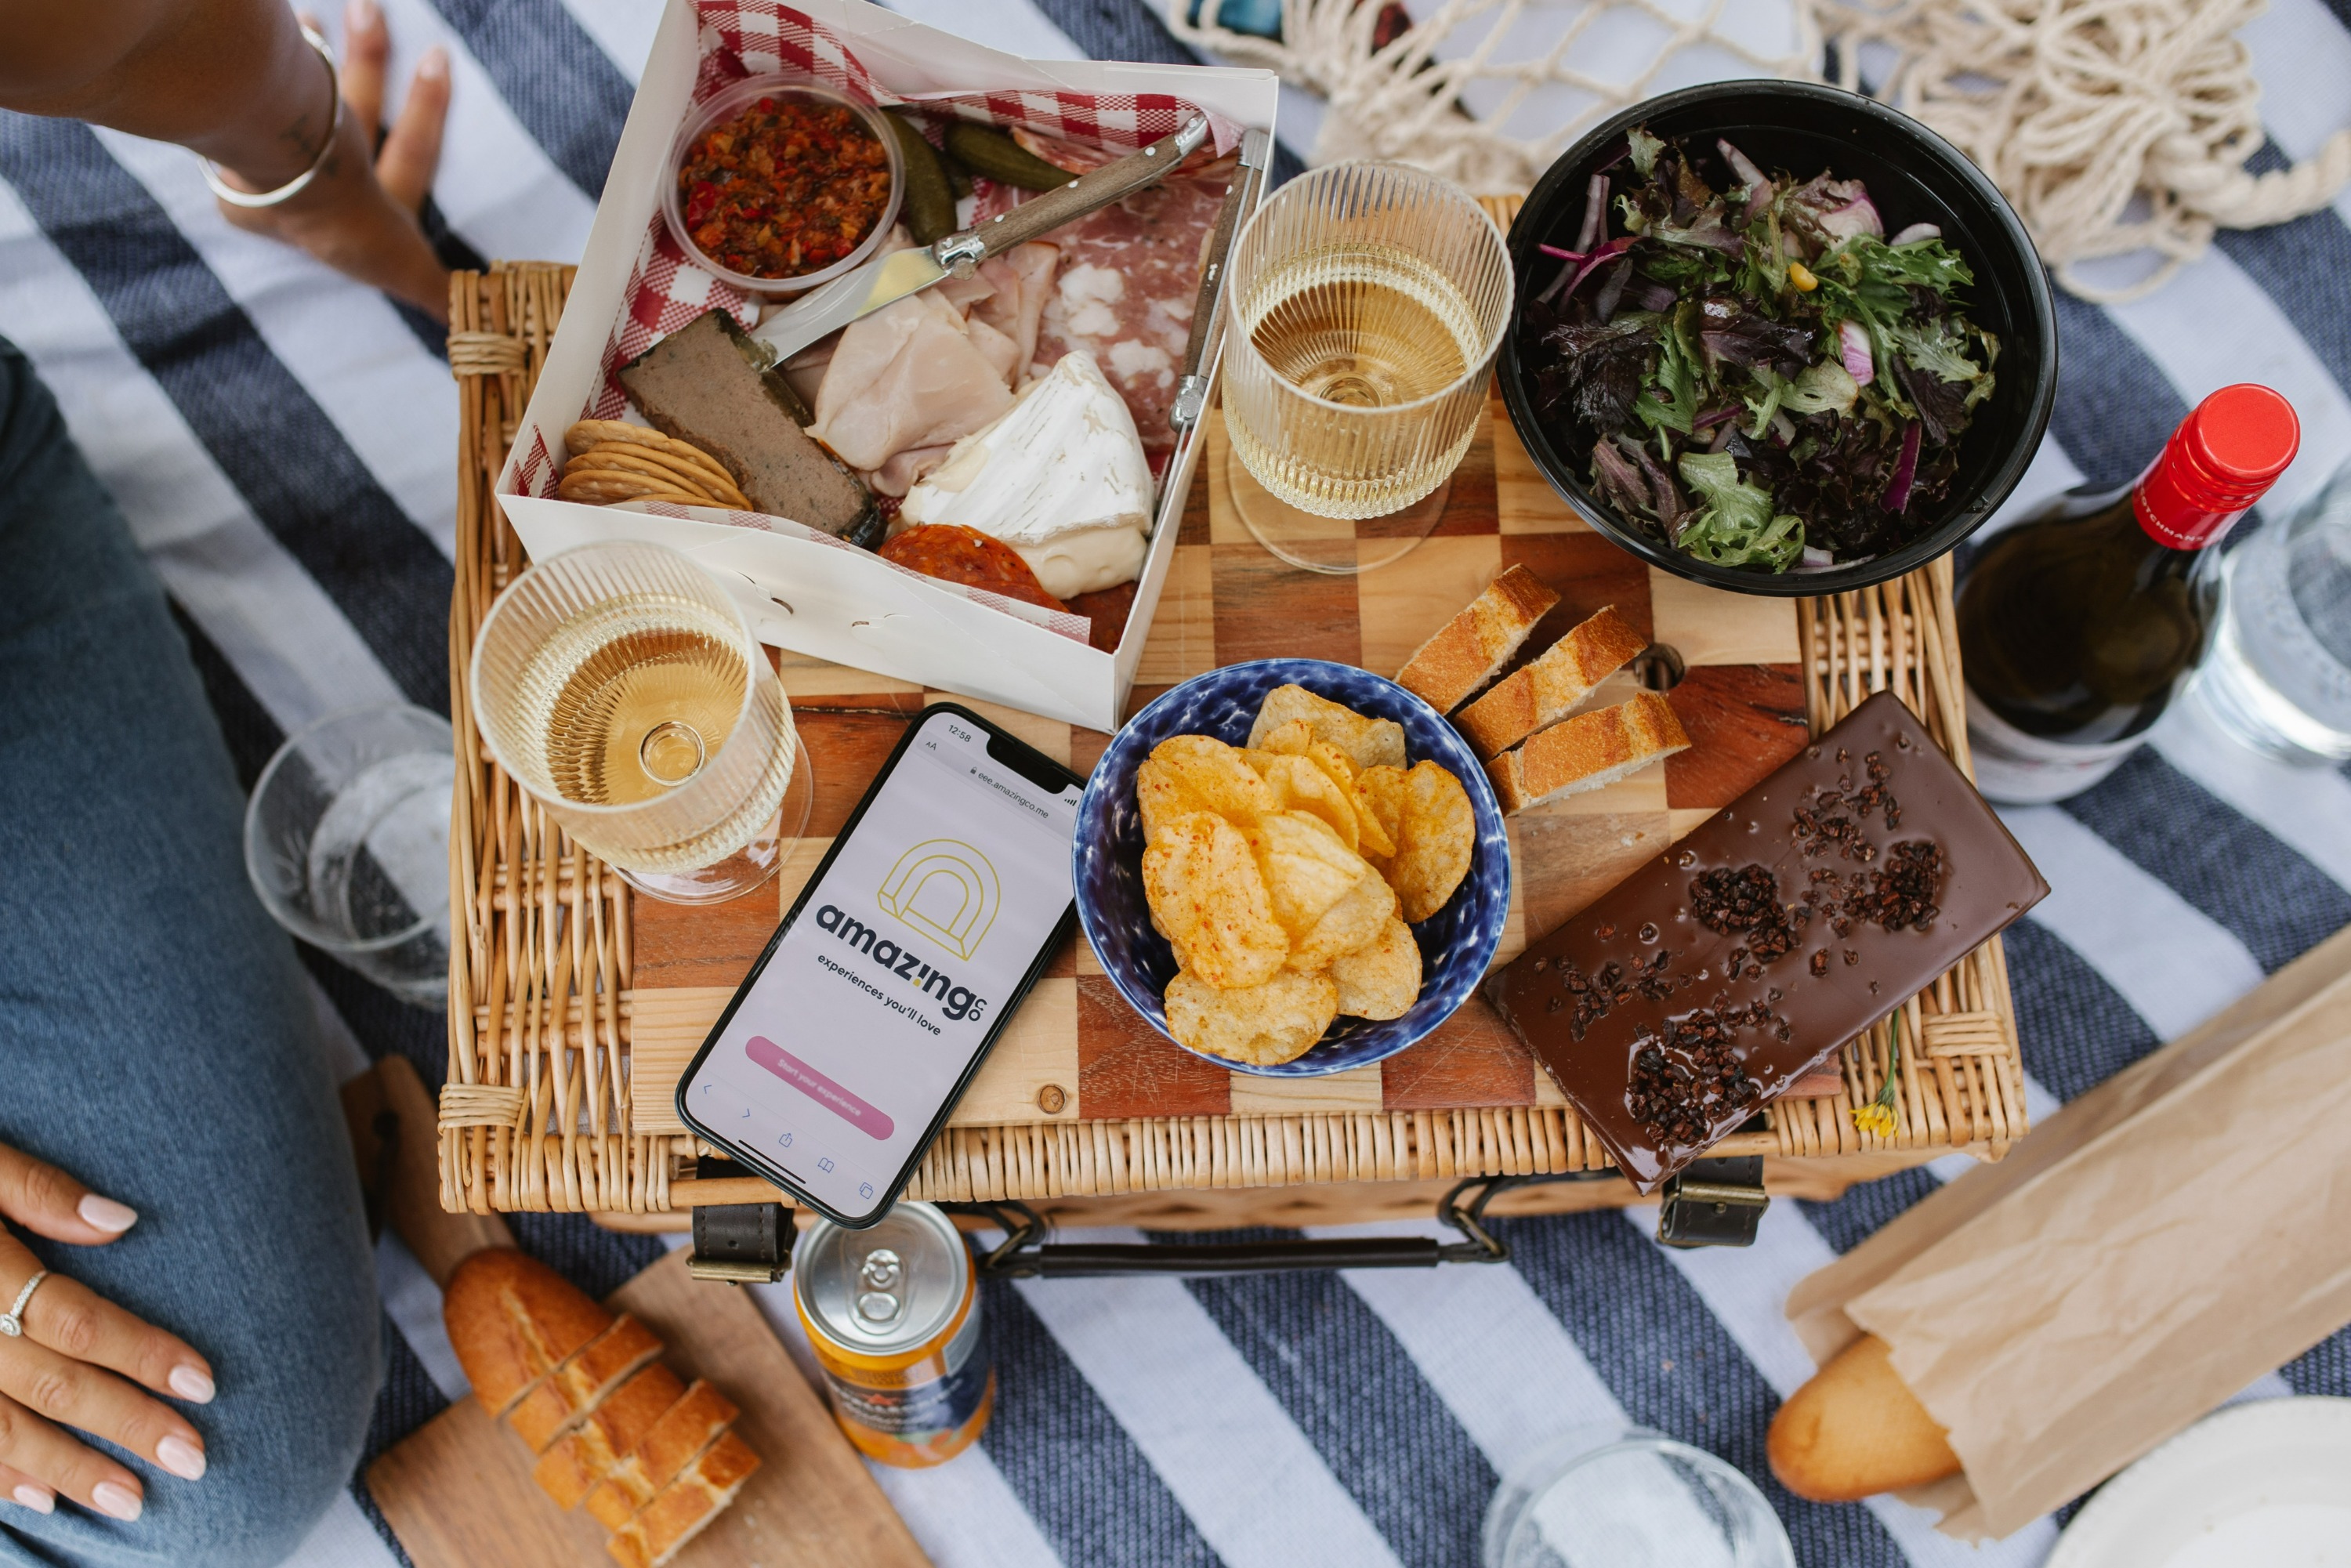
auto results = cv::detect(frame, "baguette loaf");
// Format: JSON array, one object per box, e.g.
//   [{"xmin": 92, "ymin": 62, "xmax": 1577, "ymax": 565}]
[
  {"xmin": 534, "ymin": 1363, "xmax": 687, "ymax": 1511},
  {"xmin": 606, "ymin": 1431, "xmax": 763, "ymax": 1568},
  {"xmin": 585, "ymin": 1379, "xmax": 741, "ymax": 1531},
  {"xmin": 1767, "ymin": 1334, "xmax": 1961, "ymax": 1501},
  {"xmin": 1483, "ymin": 690, "xmax": 1690, "ymax": 814},
  {"xmin": 507, "ymin": 1313, "xmax": 664, "ymax": 1453},
  {"xmin": 1456, "ymin": 606, "xmax": 1647, "ymax": 758},
  {"xmin": 1395, "ymin": 565, "xmax": 1560, "ymax": 714},
  {"xmin": 443, "ymin": 1248, "xmax": 614, "ymax": 1418}
]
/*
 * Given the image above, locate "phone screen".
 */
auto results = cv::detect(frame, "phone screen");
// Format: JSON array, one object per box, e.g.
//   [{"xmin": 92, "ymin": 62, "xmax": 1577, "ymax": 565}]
[{"xmin": 678, "ymin": 706, "xmax": 1081, "ymax": 1224}]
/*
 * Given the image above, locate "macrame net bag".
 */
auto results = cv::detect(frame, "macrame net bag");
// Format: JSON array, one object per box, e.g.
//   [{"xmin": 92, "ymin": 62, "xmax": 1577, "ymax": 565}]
[
  {"xmin": 1166, "ymin": 0, "xmax": 2351, "ymax": 301},
  {"xmin": 1165, "ymin": 0, "xmax": 1811, "ymax": 193},
  {"xmin": 1804, "ymin": 0, "xmax": 2351, "ymax": 300}
]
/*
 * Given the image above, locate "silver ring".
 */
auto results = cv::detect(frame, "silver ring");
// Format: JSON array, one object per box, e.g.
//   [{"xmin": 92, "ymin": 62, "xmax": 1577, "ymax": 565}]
[
  {"xmin": 0, "ymin": 1270, "xmax": 49, "ymax": 1338},
  {"xmin": 199, "ymin": 24, "xmax": 343, "ymax": 210}
]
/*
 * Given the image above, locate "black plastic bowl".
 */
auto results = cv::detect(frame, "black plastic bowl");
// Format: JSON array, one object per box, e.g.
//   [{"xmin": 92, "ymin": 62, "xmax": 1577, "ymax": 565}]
[{"xmin": 1497, "ymin": 80, "xmax": 2058, "ymax": 597}]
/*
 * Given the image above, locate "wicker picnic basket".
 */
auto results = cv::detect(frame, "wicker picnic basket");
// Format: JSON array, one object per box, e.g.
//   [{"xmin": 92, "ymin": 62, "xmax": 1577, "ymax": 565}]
[{"xmin": 437, "ymin": 235, "xmax": 2028, "ymax": 1217}]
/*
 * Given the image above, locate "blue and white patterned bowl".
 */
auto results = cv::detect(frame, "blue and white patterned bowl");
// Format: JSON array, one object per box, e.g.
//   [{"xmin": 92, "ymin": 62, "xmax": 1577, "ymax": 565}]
[{"xmin": 1074, "ymin": 659, "xmax": 1513, "ymax": 1077}]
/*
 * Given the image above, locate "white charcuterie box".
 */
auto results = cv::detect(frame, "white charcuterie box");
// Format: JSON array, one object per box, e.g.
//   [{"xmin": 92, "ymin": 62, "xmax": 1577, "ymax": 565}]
[{"xmin": 497, "ymin": 0, "xmax": 1279, "ymax": 730}]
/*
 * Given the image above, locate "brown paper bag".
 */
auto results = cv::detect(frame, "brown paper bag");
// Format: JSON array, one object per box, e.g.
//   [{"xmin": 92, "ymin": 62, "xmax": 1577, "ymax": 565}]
[{"xmin": 1784, "ymin": 925, "xmax": 2351, "ymax": 1539}]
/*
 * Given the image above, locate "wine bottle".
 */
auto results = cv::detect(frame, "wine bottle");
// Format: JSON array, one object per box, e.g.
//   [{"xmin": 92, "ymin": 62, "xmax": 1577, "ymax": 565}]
[{"xmin": 1955, "ymin": 383, "xmax": 2300, "ymax": 803}]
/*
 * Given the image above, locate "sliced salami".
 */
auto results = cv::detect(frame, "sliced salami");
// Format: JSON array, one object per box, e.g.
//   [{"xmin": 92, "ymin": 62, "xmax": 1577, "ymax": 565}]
[{"xmin": 878, "ymin": 523, "xmax": 1066, "ymax": 610}]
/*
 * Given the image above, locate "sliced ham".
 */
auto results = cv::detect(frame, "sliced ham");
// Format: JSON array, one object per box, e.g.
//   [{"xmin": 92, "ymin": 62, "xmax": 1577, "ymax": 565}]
[
  {"xmin": 808, "ymin": 291, "xmax": 1013, "ymax": 473},
  {"xmin": 868, "ymin": 444, "xmax": 954, "ymax": 498},
  {"xmin": 971, "ymin": 243, "xmax": 1059, "ymax": 383}
]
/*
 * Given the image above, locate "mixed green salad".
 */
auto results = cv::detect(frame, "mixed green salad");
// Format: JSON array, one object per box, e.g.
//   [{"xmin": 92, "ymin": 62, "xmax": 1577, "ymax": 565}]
[{"xmin": 1521, "ymin": 126, "xmax": 1999, "ymax": 571}]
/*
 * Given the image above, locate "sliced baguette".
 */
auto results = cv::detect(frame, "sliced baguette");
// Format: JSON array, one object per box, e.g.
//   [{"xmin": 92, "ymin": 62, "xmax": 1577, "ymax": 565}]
[
  {"xmin": 1767, "ymin": 1334, "xmax": 1960, "ymax": 1501},
  {"xmin": 442, "ymin": 1248, "xmax": 614, "ymax": 1418},
  {"xmin": 584, "ymin": 1379, "xmax": 741, "ymax": 1531},
  {"xmin": 1456, "ymin": 606, "xmax": 1648, "ymax": 758},
  {"xmin": 506, "ymin": 1313, "xmax": 664, "ymax": 1453},
  {"xmin": 1483, "ymin": 690, "xmax": 1690, "ymax": 814},
  {"xmin": 605, "ymin": 1431, "xmax": 763, "ymax": 1568},
  {"xmin": 1395, "ymin": 564, "xmax": 1560, "ymax": 714},
  {"xmin": 532, "ymin": 1362, "xmax": 686, "ymax": 1510}
]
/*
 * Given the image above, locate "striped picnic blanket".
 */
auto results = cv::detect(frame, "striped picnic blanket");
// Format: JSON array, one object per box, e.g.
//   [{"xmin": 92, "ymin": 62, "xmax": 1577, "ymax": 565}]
[{"xmin": 4, "ymin": 0, "xmax": 2349, "ymax": 1562}]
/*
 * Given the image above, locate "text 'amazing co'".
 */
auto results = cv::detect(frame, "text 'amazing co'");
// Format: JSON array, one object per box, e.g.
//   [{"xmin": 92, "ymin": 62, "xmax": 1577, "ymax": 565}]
[{"xmin": 813, "ymin": 904, "xmax": 987, "ymax": 1022}]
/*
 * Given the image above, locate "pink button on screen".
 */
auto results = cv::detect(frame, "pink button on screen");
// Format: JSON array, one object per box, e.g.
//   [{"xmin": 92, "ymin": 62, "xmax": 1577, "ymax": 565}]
[{"xmin": 744, "ymin": 1037, "xmax": 896, "ymax": 1140}]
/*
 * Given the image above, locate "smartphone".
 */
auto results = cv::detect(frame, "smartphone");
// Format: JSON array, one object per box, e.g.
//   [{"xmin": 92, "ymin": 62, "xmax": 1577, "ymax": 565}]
[{"xmin": 675, "ymin": 702, "xmax": 1082, "ymax": 1227}]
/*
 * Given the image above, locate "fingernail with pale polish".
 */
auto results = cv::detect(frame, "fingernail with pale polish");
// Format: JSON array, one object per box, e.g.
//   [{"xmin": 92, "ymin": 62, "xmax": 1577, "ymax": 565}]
[
  {"xmin": 156, "ymin": 1436, "xmax": 207, "ymax": 1481},
  {"xmin": 91, "ymin": 1482, "xmax": 142, "ymax": 1521},
  {"xmin": 347, "ymin": 0, "xmax": 380, "ymax": 28},
  {"xmin": 169, "ymin": 1365, "xmax": 216, "ymax": 1403},
  {"xmin": 13, "ymin": 1485, "xmax": 53, "ymax": 1514},
  {"xmin": 420, "ymin": 46, "xmax": 449, "ymax": 81},
  {"xmin": 78, "ymin": 1195, "xmax": 137, "ymax": 1233}
]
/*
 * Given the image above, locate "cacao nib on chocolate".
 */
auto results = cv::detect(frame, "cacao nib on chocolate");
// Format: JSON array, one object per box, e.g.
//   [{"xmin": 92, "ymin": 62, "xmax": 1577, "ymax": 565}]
[{"xmin": 1483, "ymin": 690, "xmax": 2049, "ymax": 1194}]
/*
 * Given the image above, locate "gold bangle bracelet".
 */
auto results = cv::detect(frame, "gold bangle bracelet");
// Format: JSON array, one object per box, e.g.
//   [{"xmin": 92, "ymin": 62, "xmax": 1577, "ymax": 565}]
[{"xmin": 198, "ymin": 22, "xmax": 342, "ymax": 210}]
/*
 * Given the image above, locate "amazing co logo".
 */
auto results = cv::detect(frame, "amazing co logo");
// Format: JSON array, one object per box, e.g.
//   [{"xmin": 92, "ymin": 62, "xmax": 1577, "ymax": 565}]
[{"xmin": 875, "ymin": 839, "xmax": 1001, "ymax": 961}]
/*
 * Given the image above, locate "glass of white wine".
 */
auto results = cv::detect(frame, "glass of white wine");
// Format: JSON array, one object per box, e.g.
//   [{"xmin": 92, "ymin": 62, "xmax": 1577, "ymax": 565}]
[
  {"xmin": 469, "ymin": 540, "xmax": 813, "ymax": 906},
  {"xmin": 1220, "ymin": 161, "xmax": 1513, "ymax": 574}
]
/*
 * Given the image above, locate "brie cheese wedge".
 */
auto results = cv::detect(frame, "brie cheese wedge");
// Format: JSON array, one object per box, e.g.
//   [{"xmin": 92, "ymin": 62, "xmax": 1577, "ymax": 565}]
[{"xmin": 900, "ymin": 350, "xmax": 1154, "ymax": 599}]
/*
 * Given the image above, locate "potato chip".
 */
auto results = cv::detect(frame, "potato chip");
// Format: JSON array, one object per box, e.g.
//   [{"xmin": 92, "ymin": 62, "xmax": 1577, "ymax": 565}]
[
  {"xmin": 1331, "ymin": 917, "xmax": 1422, "ymax": 1019},
  {"xmin": 1288, "ymin": 866, "xmax": 1397, "ymax": 972},
  {"xmin": 1141, "ymin": 811, "xmax": 1288, "ymax": 989},
  {"xmin": 1258, "ymin": 719, "xmax": 1313, "ymax": 755},
  {"xmin": 1138, "ymin": 736, "xmax": 1277, "ymax": 847},
  {"xmin": 1356, "ymin": 766, "xmax": 1408, "ymax": 872},
  {"xmin": 1386, "ymin": 761, "xmax": 1477, "ymax": 922},
  {"xmin": 1253, "ymin": 755, "xmax": 1359, "ymax": 852},
  {"xmin": 1165, "ymin": 969, "xmax": 1340, "ymax": 1066},
  {"xmin": 1252, "ymin": 812, "xmax": 1373, "ymax": 942},
  {"xmin": 1250, "ymin": 685, "xmax": 1407, "ymax": 771},
  {"xmin": 1310, "ymin": 741, "xmax": 1396, "ymax": 860}
]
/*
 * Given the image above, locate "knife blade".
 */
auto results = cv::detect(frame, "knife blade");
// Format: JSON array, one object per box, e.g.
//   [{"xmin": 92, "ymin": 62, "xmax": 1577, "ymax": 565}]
[
  {"xmin": 1169, "ymin": 127, "xmax": 1270, "ymax": 435},
  {"xmin": 749, "ymin": 114, "xmax": 1213, "ymax": 369}
]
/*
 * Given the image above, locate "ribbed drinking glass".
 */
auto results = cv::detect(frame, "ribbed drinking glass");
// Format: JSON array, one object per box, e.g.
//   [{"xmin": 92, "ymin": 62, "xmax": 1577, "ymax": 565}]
[
  {"xmin": 469, "ymin": 540, "xmax": 812, "ymax": 905},
  {"xmin": 1220, "ymin": 161, "xmax": 1513, "ymax": 573}
]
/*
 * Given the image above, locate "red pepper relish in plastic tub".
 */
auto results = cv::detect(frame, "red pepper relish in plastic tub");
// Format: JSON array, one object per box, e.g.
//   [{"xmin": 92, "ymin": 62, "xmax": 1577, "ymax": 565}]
[
  {"xmin": 792, "ymin": 1201, "xmax": 994, "ymax": 1466},
  {"xmin": 662, "ymin": 74, "xmax": 904, "ymax": 295}
]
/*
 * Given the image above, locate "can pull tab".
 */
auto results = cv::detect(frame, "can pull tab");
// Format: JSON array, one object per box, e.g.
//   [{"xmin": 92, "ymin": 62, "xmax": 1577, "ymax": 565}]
[{"xmin": 856, "ymin": 1248, "xmax": 905, "ymax": 1324}]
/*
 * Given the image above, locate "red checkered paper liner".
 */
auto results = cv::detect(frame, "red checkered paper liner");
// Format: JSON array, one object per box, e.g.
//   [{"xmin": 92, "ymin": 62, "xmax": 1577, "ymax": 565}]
[{"xmin": 567, "ymin": 0, "xmax": 1244, "ymax": 429}]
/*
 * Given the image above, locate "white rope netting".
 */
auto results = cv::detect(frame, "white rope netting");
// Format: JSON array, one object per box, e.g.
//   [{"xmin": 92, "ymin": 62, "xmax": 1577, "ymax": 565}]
[
  {"xmin": 1168, "ymin": 0, "xmax": 1811, "ymax": 193},
  {"xmin": 1166, "ymin": 0, "xmax": 2351, "ymax": 302}
]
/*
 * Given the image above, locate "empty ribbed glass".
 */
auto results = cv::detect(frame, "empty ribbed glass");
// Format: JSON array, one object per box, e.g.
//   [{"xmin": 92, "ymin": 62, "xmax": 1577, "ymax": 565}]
[
  {"xmin": 469, "ymin": 540, "xmax": 810, "ymax": 905},
  {"xmin": 1221, "ymin": 161, "xmax": 1513, "ymax": 573}
]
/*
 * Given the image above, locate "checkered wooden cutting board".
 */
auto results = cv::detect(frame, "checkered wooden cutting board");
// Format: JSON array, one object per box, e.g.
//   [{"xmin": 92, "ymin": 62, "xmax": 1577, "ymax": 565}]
[{"xmin": 624, "ymin": 400, "xmax": 1811, "ymax": 1136}]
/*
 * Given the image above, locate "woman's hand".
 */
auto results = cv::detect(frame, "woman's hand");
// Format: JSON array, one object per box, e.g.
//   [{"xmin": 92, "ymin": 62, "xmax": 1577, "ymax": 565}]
[
  {"xmin": 216, "ymin": 0, "xmax": 453, "ymax": 322},
  {"xmin": 0, "ymin": 1144, "xmax": 215, "ymax": 1521}
]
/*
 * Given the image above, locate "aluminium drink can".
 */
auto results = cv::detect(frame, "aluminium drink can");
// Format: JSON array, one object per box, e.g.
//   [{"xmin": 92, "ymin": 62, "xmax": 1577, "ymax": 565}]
[{"xmin": 792, "ymin": 1200, "xmax": 994, "ymax": 1466}]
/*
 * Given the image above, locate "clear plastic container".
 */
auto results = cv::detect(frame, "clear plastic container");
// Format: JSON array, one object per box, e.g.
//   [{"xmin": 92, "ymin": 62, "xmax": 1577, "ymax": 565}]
[
  {"xmin": 1483, "ymin": 1425, "xmax": 1795, "ymax": 1568},
  {"xmin": 243, "ymin": 704, "xmax": 455, "ymax": 1007},
  {"xmin": 662, "ymin": 74, "xmax": 905, "ymax": 296}
]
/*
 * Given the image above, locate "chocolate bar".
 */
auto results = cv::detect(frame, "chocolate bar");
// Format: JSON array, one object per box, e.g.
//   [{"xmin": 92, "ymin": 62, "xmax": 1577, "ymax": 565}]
[{"xmin": 1485, "ymin": 690, "xmax": 2048, "ymax": 1192}]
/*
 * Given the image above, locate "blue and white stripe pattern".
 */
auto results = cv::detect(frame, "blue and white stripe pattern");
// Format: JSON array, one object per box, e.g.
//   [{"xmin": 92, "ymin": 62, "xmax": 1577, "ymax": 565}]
[{"xmin": 5, "ymin": 1, "xmax": 2349, "ymax": 1562}]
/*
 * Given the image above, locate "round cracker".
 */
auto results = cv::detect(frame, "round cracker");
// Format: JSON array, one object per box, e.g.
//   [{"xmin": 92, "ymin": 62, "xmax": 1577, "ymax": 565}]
[
  {"xmin": 568, "ymin": 449, "xmax": 726, "ymax": 503},
  {"xmin": 557, "ymin": 470, "xmax": 670, "ymax": 500},
  {"xmin": 567, "ymin": 420, "xmax": 737, "ymax": 487},
  {"xmin": 1165, "ymin": 969, "xmax": 1338, "ymax": 1066}
]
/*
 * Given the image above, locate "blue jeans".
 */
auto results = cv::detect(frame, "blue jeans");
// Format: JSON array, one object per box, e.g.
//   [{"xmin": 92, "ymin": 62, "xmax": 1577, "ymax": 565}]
[{"xmin": 0, "ymin": 340, "xmax": 380, "ymax": 1566}]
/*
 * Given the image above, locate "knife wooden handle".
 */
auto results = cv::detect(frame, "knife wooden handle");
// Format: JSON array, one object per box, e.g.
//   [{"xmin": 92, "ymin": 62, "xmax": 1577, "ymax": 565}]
[{"xmin": 966, "ymin": 117, "xmax": 1212, "ymax": 263}]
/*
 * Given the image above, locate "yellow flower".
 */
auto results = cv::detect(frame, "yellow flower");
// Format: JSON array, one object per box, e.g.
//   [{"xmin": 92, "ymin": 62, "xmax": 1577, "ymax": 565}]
[
  {"xmin": 1853, "ymin": 1101, "xmax": 1897, "ymax": 1138},
  {"xmin": 1787, "ymin": 261, "xmax": 1819, "ymax": 292}
]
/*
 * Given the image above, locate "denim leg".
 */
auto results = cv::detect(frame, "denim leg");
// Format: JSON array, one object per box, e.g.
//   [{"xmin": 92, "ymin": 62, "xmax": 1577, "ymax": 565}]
[{"xmin": 0, "ymin": 340, "xmax": 381, "ymax": 1567}]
